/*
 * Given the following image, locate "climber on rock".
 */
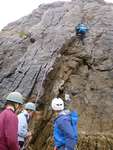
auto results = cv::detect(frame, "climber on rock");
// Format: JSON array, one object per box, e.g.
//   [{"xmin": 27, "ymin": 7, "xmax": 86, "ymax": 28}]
[
  {"xmin": 75, "ymin": 23, "xmax": 89, "ymax": 45},
  {"xmin": 18, "ymin": 102, "xmax": 36, "ymax": 150},
  {"xmin": 51, "ymin": 97, "xmax": 78, "ymax": 150}
]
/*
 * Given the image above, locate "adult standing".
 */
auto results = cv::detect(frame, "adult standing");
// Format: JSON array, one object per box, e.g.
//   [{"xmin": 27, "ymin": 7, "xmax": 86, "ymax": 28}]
[
  {"xmin": 18, "ymin": 102, "xmax": 36, "ymax": 149},
  {"xmin": 0, "ymin": 91, "xmax": 24, "ymax": 150},
  {"xmin": 51, "ymin": 98, "xmax": 78, "ymax": 150}
]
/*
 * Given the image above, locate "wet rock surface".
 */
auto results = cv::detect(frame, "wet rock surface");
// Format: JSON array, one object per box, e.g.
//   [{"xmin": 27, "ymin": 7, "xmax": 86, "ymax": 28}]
[{"xmin": 0, "ymin": 0, "xmax": 113, "ymax": 149}]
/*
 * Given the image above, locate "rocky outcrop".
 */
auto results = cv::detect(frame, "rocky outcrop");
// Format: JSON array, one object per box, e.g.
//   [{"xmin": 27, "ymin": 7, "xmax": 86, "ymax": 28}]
[{"xmin": 0, "ymin": 0, "xmax": 113, "ymax": 149}]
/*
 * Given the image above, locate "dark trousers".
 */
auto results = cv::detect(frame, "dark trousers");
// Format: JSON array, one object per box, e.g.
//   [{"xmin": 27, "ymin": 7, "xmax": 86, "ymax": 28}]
[
  {"xmin": 19, "ymin": 141, "xmax": 25, "ymax": 149},
  {"xmin": 76, "ymin": 32, "xmax": 86, "ymax": 45}
]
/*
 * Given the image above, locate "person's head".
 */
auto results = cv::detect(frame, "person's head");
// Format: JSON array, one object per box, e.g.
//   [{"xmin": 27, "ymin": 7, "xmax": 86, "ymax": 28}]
[
  {"xmin": 24, "ymin": 102, "xmax": 36, "ymax": 118},
  {"xmin": 6, "ymin": 91, "xmax": 24, "ymax": 112},
  {"xmin": 51, "ymin": 97, "xmax": 64, "ymax": 112}
]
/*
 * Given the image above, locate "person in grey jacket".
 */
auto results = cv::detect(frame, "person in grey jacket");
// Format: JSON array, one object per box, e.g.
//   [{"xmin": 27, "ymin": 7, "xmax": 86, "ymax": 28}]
[{"xmin": 18, "ymin": 102, "xmax": 36, "ymax": 149}]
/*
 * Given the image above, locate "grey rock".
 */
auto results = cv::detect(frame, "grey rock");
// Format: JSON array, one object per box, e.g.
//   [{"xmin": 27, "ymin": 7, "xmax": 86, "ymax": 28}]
[{"xmin": 0, "ymin": 0, "xmax": 113, "ymax": 149}]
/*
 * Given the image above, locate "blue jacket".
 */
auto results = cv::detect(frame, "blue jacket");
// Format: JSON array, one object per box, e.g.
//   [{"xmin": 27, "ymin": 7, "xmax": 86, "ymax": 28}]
[
  {"xmin": 76, "ymin": 24, "xmax": 88, "ymax": 34},
  {"xmin": 53, "ymin": 110, "xmax": 78, "ymax": 150},
  {"xmin": 18, "ymin": 110, "xmax": 29, "ymax": 142}
]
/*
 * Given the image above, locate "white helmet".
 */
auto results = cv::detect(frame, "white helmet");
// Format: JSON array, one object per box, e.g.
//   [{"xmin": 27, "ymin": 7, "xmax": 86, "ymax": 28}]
[{"xmin": 51, "ymin": 98, "xmax": 64, "ymax": 111}]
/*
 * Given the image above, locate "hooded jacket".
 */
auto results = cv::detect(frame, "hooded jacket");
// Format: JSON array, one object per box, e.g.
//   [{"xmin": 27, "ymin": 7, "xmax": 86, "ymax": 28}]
[
  {"xmin": 53, "ymin": 110, "xmax": 78, "ymax": 150},
  {"xmin": 0, "ymin": 108, "xmax": 19, "ymax": 150}
]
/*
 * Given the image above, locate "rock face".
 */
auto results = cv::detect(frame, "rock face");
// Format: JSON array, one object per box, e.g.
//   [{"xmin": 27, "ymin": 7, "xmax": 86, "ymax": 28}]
[{"xmin": 0, "ymin": 0, "xmax": 113, "ymax": 149}]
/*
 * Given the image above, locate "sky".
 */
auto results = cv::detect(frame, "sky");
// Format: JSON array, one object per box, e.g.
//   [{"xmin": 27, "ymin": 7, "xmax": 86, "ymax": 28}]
[{"xmin": 0, "ymin": 0, "xmax": 113, "ymax": 31}]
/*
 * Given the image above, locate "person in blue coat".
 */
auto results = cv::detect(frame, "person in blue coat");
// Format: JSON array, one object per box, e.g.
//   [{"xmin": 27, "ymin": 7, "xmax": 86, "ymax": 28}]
[
  {"xmin": 51, "ymin": 98, "xmax": 78, "ymax": 150},
  {"xmin": 75, "ymin": 23, "xmax": 89, "ymax": 45},
  {"xmin": 18, "ymin": 102, "xmax": 36, "ymax": 149}
]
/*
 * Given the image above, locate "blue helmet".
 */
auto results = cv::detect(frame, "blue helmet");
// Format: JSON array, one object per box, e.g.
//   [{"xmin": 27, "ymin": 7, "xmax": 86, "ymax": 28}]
[
  {"xmin": 6, "ymin": 91, "xmax": 24, "ymax": 104},
  {"xmin": 24, "ymin": 102, "xmax": 36, "ymax": 111}
]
